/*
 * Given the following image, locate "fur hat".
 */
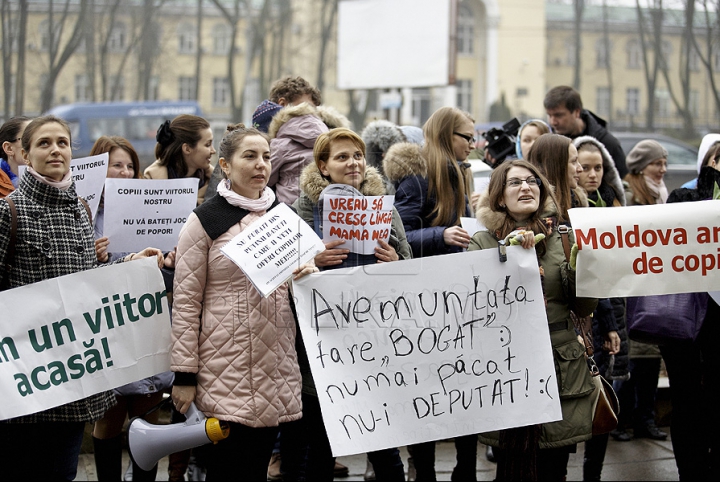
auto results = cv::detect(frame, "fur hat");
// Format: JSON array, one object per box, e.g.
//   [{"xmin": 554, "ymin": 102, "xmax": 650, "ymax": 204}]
[
  {"xmin": 626, "ymin": 140, "xmax": 668, "ymax": 174},
  {"xmin": 252, "ymin": 100, "xmax": 283, "ymax": 133},
  {"xmin": 399, "ymin": 126, "xmax": 424, "ymax": 146},
  {"xmin": 361, "ymin": 120, "xmax": 406, "ymax": 172}
]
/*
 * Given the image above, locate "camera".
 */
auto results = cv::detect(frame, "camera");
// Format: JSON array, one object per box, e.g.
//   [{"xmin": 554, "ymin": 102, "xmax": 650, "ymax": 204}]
[{"xmin": 482, "ymin": 117, "xmax": 521, "ymax": 165}]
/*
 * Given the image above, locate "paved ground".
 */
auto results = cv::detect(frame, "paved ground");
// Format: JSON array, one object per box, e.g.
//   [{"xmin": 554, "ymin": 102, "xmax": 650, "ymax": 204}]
[{"xmin": 76, "ymin": 427, "xmax": 679, "ymax": 481}]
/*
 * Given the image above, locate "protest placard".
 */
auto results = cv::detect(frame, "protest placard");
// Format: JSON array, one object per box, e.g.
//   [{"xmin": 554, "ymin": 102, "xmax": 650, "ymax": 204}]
[
  {"xmin": 103, "ymin": 178, "xmax": 199, "ymax": 252},
  {"xmin": 292, "ymin": 247, "xmax": 561, "ymax": 456},
  {"xmin": 569, "ymin": 200, "xmax": 720, "ymax": 297},
  {"xmin": 0, "ymin": 258, "xmax": 171, "ymax": 421},
  {"xmin": 460, "ymin": 217, "xmax": 485, "ymax": 237},
  {"xmin": 221, "ymin": 203, "xmax": 325, "ymax": 297},
  {"xmin": 71, "ymin": 153, "xmax": 109, "ymax": 221},
  {"xmin": 322, "ymin": 194, "xmax": 394, "ymax": 255}
]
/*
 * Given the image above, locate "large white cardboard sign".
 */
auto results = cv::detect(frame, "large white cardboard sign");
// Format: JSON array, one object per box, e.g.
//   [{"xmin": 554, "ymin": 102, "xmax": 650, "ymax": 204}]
[
  {"xmin": 103, "ymin": 178, "xmax": 199, "ymax": 252},
  {"xmin": 292, "ymin": 247, "xmax": 561, "ymax": 457},
  {"xmin": 569, "ymin": 201, "xmax": 720, "ymax": 297},
  {"xmin": 322, "ymin": 194, "xmax": 394, "ymax": 255},
  {"xmin": 221, "ymin": 203, "xmax": 325, "ymax": 297},
  {"xmin": 71, "ymin": 153, "xmax": 108, "ymax": 221},
  {"xmin": 0, "ymin": 258, "xmax": 171, "ymax": 421}
]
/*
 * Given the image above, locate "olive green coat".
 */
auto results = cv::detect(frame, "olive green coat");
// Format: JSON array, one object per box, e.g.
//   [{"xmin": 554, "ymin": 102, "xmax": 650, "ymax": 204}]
[{"xmin": 468, "ymin": 192, "xmax": 598, "ymax": 449}]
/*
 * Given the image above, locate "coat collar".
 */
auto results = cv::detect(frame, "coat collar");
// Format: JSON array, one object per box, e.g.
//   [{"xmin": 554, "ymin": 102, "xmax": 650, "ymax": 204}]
[{"xmin": 298, "ymin": 162, "xmax": 387, "ymax": 204}]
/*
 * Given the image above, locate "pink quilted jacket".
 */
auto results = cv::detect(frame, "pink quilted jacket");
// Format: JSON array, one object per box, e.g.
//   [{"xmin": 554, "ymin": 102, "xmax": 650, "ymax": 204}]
[{"xmin": 171, "ymin": 212, "xmax": 302, "ymax": 427}]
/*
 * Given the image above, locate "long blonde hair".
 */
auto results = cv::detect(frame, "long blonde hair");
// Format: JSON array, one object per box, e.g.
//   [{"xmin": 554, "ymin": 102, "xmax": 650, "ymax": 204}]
[{"xmin": 422, "ymin": 107, "xmax": 474, "ymax": 226}]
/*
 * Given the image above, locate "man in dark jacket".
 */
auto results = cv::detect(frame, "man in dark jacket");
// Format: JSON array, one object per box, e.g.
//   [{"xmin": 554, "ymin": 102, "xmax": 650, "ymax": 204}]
[{"xmin": 544, "ymin": 86, "xmax": 628, "ymax": 178}]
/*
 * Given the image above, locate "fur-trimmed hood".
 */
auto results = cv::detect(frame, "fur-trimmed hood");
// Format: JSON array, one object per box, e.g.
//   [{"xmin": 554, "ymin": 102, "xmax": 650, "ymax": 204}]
[
  {"xmin": 382, "ymin": 142, "xmax": 427, "ymax": 183},
  {"xmin": 268, "ymin": 102, "xmax": 321, "ymax": 139},
  {"xmin": 573, "ymin": 135, "xmax": 627, "ymax": 206},
  {"xmin": 475, "ymin": 188, "xmax": 558, "ymax": 234},
  {"xmin": 316, "ymin": 105, "xmax": 351, "ymax": 130},
  {"xmin": 299, "ymin": 162, "xmax": 387, "ymax": 204}
]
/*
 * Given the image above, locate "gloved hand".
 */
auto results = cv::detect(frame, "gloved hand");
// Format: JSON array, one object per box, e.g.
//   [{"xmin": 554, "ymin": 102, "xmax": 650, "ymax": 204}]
[
  {"xmin": 570, "ymin": 243, "xmax": 578, "ymax": 270},
  {"xmin": 505, "ymin": 230, "xmax": 546, "ymax": 246}
]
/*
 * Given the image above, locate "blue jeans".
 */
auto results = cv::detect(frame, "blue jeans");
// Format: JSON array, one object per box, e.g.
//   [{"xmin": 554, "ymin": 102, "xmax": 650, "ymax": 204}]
[{"xmin": 0, "ymin": 421, "xmax": 85, "ymax": 481}]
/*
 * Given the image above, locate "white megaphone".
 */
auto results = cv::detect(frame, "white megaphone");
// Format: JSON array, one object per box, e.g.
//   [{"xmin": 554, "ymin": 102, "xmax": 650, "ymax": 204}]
[{"xmin": 128, "ymin": 402, "xmax": 230, "ymax": 471}]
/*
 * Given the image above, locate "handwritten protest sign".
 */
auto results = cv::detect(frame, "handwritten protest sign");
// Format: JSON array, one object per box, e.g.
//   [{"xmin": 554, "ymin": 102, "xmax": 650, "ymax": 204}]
[
  {"xmin": 221, "ymin": 203, "xmax": 325, "ymax": 297},
  {"xmin": 569, "ymin": 201, "xmax": 720, "ymax": 297},
  {"xmin": 0, "ymin": 258, "xmax": 171, "ymax": 421},
  {"xmin": 322, "ymin": 195, "xmax": 394, "ymax": 255},
  {"xmin": 103, "ymin": 178, "xmax": 199, "ymax": 252},
  {"xmin": 461, "ymin": 217, "xmax": 485, "ymax": 237},
  {"xmin": 71, "ymin": 153, "xmax": 109, "ymax": 221},
  {"xmin": 292, "ymin": 247, "xmax": 561, "ymax": 456}
]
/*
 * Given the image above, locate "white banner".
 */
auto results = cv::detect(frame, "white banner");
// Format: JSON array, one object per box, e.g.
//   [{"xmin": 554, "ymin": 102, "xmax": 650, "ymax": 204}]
[
  {"xmin": 569, "ymin": 201, "xmax": 720, "ymax": 297},
  {"xmin": 221, "ymin": 203, "xmax": 325, "ymax": 298},
  {"xmin": 71, "ymin": 153, "xmax": 108, "ymax": 222},
  {"xmin": 103, "ymin": 178, "xmax": 199, "ymax": 252},
  {"xmin": 292, "ymin": 248, "xmax": 561, "ymax": 457},
  {"xmin": 0, "ymin": 258, "xmax": 171, "ymax": 421},
  {"xmin": 322, "ymin": 195, "xmax": 394, "ymax": 255}
]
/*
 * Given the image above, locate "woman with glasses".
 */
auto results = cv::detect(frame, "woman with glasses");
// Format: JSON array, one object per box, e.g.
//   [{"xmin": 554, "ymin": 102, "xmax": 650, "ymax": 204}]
[
  {"xmin": 468, "ymin": 159, "xmax": 597, "ymax": 481},
  {"xmin": 0, "ymin": 116, "xmax": 31, "ymax": 197},
  {"xmin": 384, "ymin": 106, "xmax": 477, "ymax": 481}
]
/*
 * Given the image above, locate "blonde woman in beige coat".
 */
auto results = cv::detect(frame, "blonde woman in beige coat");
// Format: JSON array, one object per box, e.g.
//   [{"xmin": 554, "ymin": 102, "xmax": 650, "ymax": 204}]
[{"xmin": 170, "ymin": 123, "xmax": 316, "ymax": 481}]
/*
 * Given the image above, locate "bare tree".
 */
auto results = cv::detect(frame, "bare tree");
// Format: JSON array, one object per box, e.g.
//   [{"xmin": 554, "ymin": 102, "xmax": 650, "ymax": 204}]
[
  {"xmin": 346, "ymin": 89, "xmax": 376, "ymax": 131},
  {"xmin": 689, "ymin": 0, "xmax": 720, "ymax": 121},
  {"xmin": 572, "ymin": 0, "xmax": 584, "ymax": 90},
  {"xmin": 194, "ymin": 0, "xmax": 203, "ymax": 100},
  {"xmin": 2, "ymin": 0, "xmax": 29, "ymax": 117},
  {"xmin": 135, "ymin": 0, "xmax": 164, "ymax": 101},
  {"xmin": 635, "ymin": 0, "xmax": 661, "ymax": 130},
  {"xmin": 39, "ymin": 0, "xmax": 90, "ymax": 112},
  {"xmin": 601, "ymin": 0, "xmax": 613, "ymax": 125},
  {"xmin": 316, "ymin": 0, "xmax": 338, "ymax": 94}
]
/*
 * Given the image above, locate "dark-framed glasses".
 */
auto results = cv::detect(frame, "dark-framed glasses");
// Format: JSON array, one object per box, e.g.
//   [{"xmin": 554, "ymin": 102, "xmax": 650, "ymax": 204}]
[
  {"xmin": 453, "ymin": 132, "xmax": 476, "ymax": 145},
  {"xmin": 505, "ymin": 176, "xmax": 541, "ymax": 188}
]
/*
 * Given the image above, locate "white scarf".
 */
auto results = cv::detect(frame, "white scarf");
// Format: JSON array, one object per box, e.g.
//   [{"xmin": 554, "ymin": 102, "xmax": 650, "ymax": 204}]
[
  {"xmin": 217, "ymin": 179, "xmax": 276, "ymax": 211},
  {"xmin": 644, "ymin": 175, "xmax": 668, "ymax": 204},
  {"xmin": 27, "ymin": 166, "xmax": 73, "ymax": 191}
]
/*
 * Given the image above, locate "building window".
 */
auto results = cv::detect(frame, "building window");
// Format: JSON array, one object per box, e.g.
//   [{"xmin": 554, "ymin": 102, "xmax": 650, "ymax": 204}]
[
  {"xmin": 178, "ymin": 77, "xmax": 196, "ymax": 101},
  {"xmin": 660, "ymin": 40, "xmax": 673, "ymax": 67},
  {"xmin": 213, "ymin": 77, "xmax": 230, "ymax": 107},
  {"xmin": 456, "ymin": 2, "xmax": 474, "ymax": 55},
  {"xmin": 654, "ymin": 89, "xmax": 669, "ymax": 117},
  {"xmin": 110, "ymin": 75, "xmax": 125, "ymax": 101},
  {"xmin": 595, "ymin": 39, "xmax": 611, "ymax": 69},
  {"xmin": 75, "ymin": 74, "xmax": 91, "ymax": 102},
  {"xmin": 411, "ymin": 88, "xmax": 432, "ymax": 127},
  {"xmin": 178, "ymin": 22, "xmax": 197, "ymax": 54},
  {"xmin": 39, "ymin": 20, "xmax": 60, "ymax": 52},
  {"xmin": 689, "ymin": 90, "xmax": 699, "ymax": 117},
  {"xmin": 596, "ymin": 87, "xmax": 611, "ymax": 118},
  {"xmin": 213, "ymin": 23, "xmax": 231, "ymax": 55},
  {"xmin": 626, "ymin": 39, "xmax": 641, "ymax": 69},
  {"xmin": 565, "ymin": 38, "xmax": 576, "ymax": 67},
  {"xmin": 689, "ymin": 48, "xmax": 700, "ymax": 71},
  {"xmin": 626, "ymin": 88, "xmax": 640, "ymax": 116},
  {"xmin": 108, "ymin": 21, "xmax": 127, "ymax": 52},
  {"xmin": 456, "ymin": 79, "xmax": 472, "ymax": 113},
  {"xmin": 714, "ymin": 49, "xmax": 720, "ymax": 72},
  {"xmin": 148, "ymin": 76, "xmax": 160, "ymax": 101}
]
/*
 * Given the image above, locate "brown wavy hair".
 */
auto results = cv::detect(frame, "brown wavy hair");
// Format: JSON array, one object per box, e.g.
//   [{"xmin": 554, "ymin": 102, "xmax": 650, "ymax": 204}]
[
  {"xmin": 90, "ymin": 136, "xmax": 140, "ymax": 179},
  {"xmin": 485, "ymin": 159, "xmax": 558, "ymax": 257}
]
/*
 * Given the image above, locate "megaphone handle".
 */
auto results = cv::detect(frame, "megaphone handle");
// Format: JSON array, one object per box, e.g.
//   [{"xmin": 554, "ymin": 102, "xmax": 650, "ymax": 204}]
[
  {"xmin": 184, "ymin": 402, "xmax": 205, "ymax": 425},
  {"xmin": 138, "ymin": 395, "xmax": 173, "ymax": 418}
]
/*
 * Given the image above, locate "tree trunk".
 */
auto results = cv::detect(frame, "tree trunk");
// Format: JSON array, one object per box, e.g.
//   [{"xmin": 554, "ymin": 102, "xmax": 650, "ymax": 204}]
[
  {"xmin": 602, "ymin": 0, "xmax": 613, "ymax": 126},
  {"xmin": 316, "ymin": 0, "xmax": 338, "ymax": 94},
  {"xmin": 194, "ymin": 0, "xmax": 203, "ymax": 101},
  {"xmin": 572, "ymin": 0, "xmax": 584, "ymax": 91}
]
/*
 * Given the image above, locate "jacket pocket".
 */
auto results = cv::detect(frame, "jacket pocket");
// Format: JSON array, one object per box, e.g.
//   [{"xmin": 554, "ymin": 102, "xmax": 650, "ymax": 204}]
[{"xmin": 553, "ymin": 338, "xmax": 595, "ymax": 399}]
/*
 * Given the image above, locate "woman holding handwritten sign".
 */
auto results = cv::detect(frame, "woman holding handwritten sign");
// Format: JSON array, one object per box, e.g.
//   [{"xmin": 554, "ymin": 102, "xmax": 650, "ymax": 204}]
[
  {"xmin": 0, "ymin": 115, "xmax": 163, "ymax": 481},
  {"xmin": 468, "ymin": 159, "xmax": 597, "ymax": 481},
  {"xmin": 287, "ymin": 128, "xmax": 410, "ymax": 481},
  {"xmin": 170, "ymin": 124, "xmax": 314, "ymax": 481}
]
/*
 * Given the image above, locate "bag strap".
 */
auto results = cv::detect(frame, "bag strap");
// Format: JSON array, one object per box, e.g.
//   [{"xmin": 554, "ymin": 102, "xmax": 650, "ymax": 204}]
[
  {"xmin": 78, "ymin": 197, "xmax": 92, "ymax": 225},
  {"xmin": 558, "ymin": 224, "xmax": 572, "ymax": 263},
  {"xmin": 2, "ymin": 198, "xmax": 18, "ymax": 289}
]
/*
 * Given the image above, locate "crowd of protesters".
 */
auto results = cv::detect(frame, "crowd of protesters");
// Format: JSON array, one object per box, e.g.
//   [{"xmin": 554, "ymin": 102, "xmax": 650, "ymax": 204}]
[{"xmin": 1, "ymin": 80, "xmax": 718, "ymax": 482}]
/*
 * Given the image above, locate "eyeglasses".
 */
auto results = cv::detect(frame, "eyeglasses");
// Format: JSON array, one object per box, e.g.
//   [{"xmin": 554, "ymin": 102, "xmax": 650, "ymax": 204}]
[
  {"xmin": 453, "ymin": 132, "xmax": 476, "ymax": 145},
  {"xmin": 505, "ymin": 176, "xmax": 541, "ymax": 188}
]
